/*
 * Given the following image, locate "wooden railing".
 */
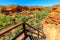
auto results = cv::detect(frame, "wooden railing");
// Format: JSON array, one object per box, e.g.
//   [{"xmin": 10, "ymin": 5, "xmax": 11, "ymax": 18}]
[
  {"xmin": 0, "ymin": 22, "xmax": 46, "ymax": 40},
  {"xmin": 0, "ymin": 22, "xmax": 23, "ymax": 36}
]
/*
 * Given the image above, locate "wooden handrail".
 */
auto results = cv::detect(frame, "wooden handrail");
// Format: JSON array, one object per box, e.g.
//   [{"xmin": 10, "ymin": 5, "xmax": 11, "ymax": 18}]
[
  {"xmin": 25, "ymin": 23, "xmax": 43, "ymax": 34},
  {"xmin": 26, "ymin": 29, "xmax": 42, "ymax": 36},
  {"xmin": 0, "ymin": 22, "xmax": 43, "ymax": 39},
  {"xmin": 0, "ymin": 22, "xmax": 23, "ymax": 36}
]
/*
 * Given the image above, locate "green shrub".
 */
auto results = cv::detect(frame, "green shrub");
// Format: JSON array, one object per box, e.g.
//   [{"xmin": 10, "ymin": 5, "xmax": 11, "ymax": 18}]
[
  {"xmin": 34, "ymin": 9, "xmax": 50, "ymax": 21},
  {"xmin": 0, "ymin": 14, "xmax": 12, "ymax": 30},
  {"xmin": 15, "ymin": 15, "xmax": 29, "ymax": 23}
]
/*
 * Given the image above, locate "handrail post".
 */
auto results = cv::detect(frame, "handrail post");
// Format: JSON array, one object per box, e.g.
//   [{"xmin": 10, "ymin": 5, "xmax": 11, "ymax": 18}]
[
  {"xmin": 22, "ymin": 22, "xmax": 27, "ymax": 36},
  {"xmin": 38, "ymin": 28, "xmax": 39, "ymax": 38}
]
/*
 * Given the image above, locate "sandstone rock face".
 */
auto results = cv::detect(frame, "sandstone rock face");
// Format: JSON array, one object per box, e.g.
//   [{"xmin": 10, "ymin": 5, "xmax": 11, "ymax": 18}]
[
  {"xmin": 0, "ymin": 5, "xmax": 44, "ymax": 13},
  {"xmin": 49, "ymin": 4, "xmax": 60, "ymax": 11},
  {"xmin": 41, "ymin": 11, "xmax": 60, "ymax": 25},
  {"xmin": 0, "ymin": 5, "xmax": 44, "ymax": 17},
  {"xmin": 42, "ymin": 24, "xmax": 60, "ymax": 40},
  {"xmin": 28, "ymin": 6, "xmax": 44, "ymax": 11},
  {"xmin": 41, "ymin": 8, "xmax": 60, "ymax": 40}
]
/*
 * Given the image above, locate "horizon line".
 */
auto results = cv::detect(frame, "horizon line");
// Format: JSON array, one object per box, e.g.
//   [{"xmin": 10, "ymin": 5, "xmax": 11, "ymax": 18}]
[{"xmin": 0, "ymin": 4, "xmax": 60, "ymax": 7}]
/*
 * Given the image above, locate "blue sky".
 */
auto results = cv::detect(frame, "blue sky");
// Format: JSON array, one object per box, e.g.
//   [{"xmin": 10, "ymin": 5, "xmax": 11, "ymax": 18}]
[{"xmin": 0, "ymin": 0, "xmax": 60, "ymax": 6}]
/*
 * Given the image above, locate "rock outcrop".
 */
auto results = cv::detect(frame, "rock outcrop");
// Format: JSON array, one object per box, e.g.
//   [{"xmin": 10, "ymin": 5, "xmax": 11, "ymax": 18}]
[
  {"xmin": 0, "ymin": 4, "xmax": 45, "ymax": 17},
  {"xmin": 49, "ymin": 4, "xmax": 60, "ymax": 11},
  {"xmin": 41, "ymin": 5, "xmax": 60, "ymax": 40},
  {"xmin": 0, "ymin": 4, "xmax": 44, "ymax": 13}
]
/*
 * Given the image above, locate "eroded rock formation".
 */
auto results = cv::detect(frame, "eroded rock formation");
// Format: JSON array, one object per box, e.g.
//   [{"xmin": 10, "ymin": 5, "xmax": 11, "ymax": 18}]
[
  {"xmin": 41, "ymin": 7, "xmax": 60, "ymax": 40},
  {"xmin": 49, "ymin": 4, "xmax": 60, "ymax": 11},
  {"xmin": 0, "ymin": 5, "xmax": 44, "ymax": 13}
]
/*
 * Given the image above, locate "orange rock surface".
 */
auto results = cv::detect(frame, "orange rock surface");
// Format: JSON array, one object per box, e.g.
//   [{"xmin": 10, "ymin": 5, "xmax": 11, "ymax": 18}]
[
  {"xmin": 41, "ymin": 8, "xmax": 60, "ymax": 40},
  {"xmin": 41, "ymin": 11, "xmax": 60, "ymax": 25}
]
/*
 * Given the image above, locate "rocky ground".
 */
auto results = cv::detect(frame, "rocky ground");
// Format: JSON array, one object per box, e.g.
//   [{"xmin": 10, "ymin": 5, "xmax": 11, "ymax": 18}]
[{"xmin": 41, "ymin": 4, "xmax": 60, "ymax": 40}]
